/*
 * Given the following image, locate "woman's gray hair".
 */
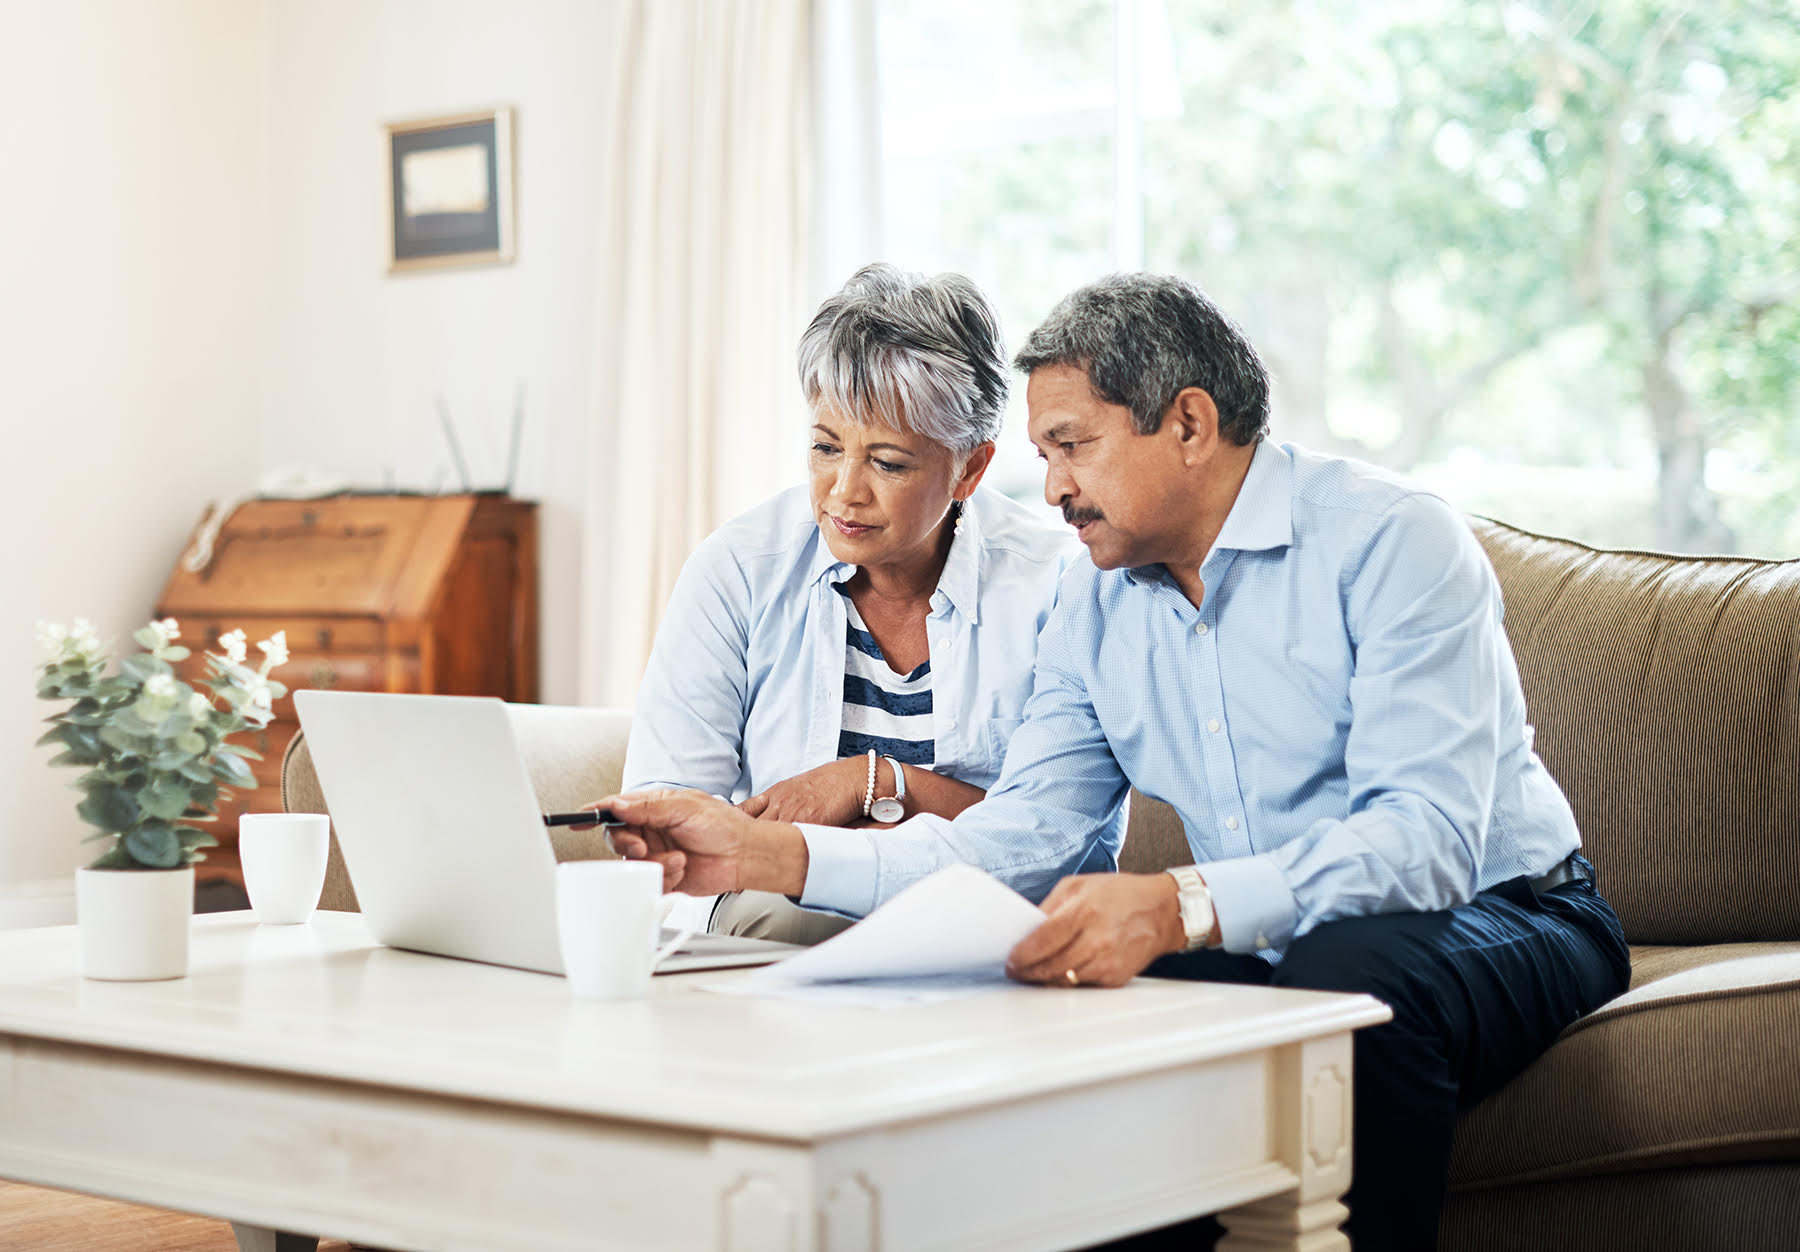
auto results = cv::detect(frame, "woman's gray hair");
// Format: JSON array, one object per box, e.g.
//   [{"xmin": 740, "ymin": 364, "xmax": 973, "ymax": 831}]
[
  {"xmin": 1014, "ymin": 273, "xmax": 1270, "ymax": 446},
  {"xmin": 797, "ymin": 264, "xmax": 1009, "ymax": 457}
]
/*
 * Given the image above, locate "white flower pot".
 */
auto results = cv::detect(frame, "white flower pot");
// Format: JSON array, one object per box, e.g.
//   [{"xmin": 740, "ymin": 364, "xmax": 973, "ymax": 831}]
[{"xmin": 75, "ymin": 865, "xmax": 194, "ymax": 981}]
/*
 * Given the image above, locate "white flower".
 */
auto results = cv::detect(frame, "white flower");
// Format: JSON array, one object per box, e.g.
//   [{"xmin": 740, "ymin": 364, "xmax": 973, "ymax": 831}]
[
  {"xmin": 219, "ymin": 629, "xmax": 247, "ymax": 664},
  {"xmin": 68, "ymin": 618, "xmax": 103, "ymax": 663},
  {"xmin": 35, "ymin": 620, "xmax": 68, "ymax": 661},
  {"xmin": 257, "ymin": 630, "xmax": 289, "ymax": 674},
  {"xmin": 146, "ymin": 618, "xmax": 181, "ymax": 649},
  {"xmin": 143, "ymin": 674, "xmax": 178, "ymax": 702},
  {"xmin": 187, "ymin": 691, "xmax": 213, "ymax": 720},
  {"xmin": 246, "ymin": 678, "xmax": 275, "ymax": 714}
]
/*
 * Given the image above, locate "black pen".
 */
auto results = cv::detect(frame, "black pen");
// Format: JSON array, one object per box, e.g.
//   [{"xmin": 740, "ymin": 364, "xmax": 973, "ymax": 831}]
[{"xmin": 542, "ymin": 810, "xmax": 620, "ymax": 827}]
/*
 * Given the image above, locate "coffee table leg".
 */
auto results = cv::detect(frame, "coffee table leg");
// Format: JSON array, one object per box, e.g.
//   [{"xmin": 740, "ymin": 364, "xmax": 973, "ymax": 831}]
[
  {"xmin": 229, "ymin": 1224, "xmax": 320, "ymax": 1252},
  {"xmin": 1218, "ymin": 1033, "xmax": 1354, "ymax": 1252}
]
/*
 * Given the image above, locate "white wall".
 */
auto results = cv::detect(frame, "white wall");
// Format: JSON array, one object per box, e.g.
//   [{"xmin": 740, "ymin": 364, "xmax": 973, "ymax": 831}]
[
  {"xmin": 264, "ymin": 0, "xmax": 616, "ymax": 713},
  {"xmin": 0, "ymin": 0, "xmax": 620, "ymax": 922},
  {"xmin": 0, "ymin": 0, "xmax": 272, "ymax": 920}
]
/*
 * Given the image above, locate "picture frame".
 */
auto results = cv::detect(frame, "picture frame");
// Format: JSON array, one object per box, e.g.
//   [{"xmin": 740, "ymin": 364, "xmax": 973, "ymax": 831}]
[{"xmin": 385, "ymin": 107, "xmax": 515, "ymax": 273}]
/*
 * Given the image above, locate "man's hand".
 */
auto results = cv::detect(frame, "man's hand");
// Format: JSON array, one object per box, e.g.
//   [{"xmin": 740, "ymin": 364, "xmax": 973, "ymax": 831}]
[
  {"xmin": 738, "ymin": 757, "xmax": 868, "ymax": 826},
  {"xmin": 1006, "ymin": 872, "xmax": 1187, "ymax": 988},
  {"xmin": 594, "ymin": 790, "xmax": 809, "ymax": 897}
]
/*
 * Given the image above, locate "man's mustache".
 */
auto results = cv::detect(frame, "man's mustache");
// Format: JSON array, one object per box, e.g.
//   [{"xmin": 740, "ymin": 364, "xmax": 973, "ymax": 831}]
[{"xmin": 1063, "ymin": 505, "xmax": 1104, "ymax": 526}]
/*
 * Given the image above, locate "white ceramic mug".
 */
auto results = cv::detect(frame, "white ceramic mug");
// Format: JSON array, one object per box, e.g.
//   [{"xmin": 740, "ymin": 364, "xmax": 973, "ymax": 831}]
[
  {"xmin": 555, "ymin": 861, "xmax": 697, "ymax": 1000},
  {"xmin": 239, "ymin": 813, "xmax": 330, "ymax": 925}
]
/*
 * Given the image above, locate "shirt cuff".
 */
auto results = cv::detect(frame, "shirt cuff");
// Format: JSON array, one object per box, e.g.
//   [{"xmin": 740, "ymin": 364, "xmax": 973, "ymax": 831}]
[
  {"xmin": 795, "ymin": 824, "xmax": 879, "ymax": 917},
  {"xmin": 1199, "ymin": 853, "xmax": 1299, "ymax": 955}
]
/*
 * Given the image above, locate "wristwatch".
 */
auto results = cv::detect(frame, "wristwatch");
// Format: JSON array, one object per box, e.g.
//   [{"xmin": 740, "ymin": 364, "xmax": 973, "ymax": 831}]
[
  {"xmin": 870, "ymin": 755, "xmax": 907, "ymax": 823},
  {"xmin": 1166, "ymin": 865, "xmax": 1215, "ymax": 951}
]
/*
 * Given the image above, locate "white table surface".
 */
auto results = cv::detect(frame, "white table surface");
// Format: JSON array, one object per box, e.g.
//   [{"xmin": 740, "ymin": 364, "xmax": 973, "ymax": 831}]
[{"xmin": 0, "ymin": 911, "xmax": 1391, "ymax": 1251}]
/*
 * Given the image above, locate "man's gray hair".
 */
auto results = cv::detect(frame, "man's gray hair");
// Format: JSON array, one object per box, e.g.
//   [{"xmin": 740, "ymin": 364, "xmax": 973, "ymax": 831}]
[
  {"xmin": 1013, "ymin": 273, "xmax": 1270, "ymax": 446},
  {"xmin": 797, "ymin": 263, "xmax": 1009, "ymax": 457}
]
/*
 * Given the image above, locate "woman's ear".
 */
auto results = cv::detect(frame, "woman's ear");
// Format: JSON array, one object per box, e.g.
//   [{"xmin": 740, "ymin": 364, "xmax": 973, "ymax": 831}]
[{"xmin": 953, "ymin": 441, "xmax": 998, "ymax": 499}]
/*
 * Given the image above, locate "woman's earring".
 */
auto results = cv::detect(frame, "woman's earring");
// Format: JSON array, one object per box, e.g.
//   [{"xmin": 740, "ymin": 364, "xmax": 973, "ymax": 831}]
[{"xmin": 952, "ymin": 500, "xmax": 965, "ymax": 536}]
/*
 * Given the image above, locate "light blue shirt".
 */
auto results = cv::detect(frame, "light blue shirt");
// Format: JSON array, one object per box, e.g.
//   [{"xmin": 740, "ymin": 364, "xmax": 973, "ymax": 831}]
[
  {"xmin": 799, "ymin": 440, "xmax": 1581, "ymax": 958},
  {"xmin": 623, "ymin": 483, "xmax": 1082, "ymax": 801}
]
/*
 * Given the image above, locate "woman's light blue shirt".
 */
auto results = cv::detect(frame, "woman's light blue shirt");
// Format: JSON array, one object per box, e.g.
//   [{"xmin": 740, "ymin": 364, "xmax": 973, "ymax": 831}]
[{"xmin": 622, "ymin": 484, "xmax": 1079, "ymax": 801}]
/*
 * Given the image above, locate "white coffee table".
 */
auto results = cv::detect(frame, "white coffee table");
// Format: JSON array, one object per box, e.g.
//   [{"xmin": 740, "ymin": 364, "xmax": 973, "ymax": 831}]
[{"xmin": 0, "ymin": 912, "xmax": 1387, "ymax": 1251}]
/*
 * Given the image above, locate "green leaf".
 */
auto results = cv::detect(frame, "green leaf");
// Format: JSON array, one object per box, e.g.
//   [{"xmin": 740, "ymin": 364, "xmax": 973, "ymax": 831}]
[
  {"xmin": 121, "ymin": 653, "xmax": 172, "ymax": 684},
  {"xmin": 123, "ymin": 824, "xmax": 182, "ymax": 869},
  {"xmin": 86, "ymin": 845, "xmax": 136, "ymax": 870},
  {"xmin": 176, "ymin": 731, "xmax": 206, "ymax": 756},
  {"xmin": 161, "ymin": 645, "xmax": 191, "ymax": 662},
  {"xmin": 217, "ymin": 741, "xmax": 263, "ymax": 761},
  {"xmin": 214, "ymin": 753, "xmax": 255, "ymax": 787},
  {"xmin": 64, "ymin": 699, "xmax": 112, "ymax": 726},
  {"xmin": 132, "ymin": 626, "xmax": 162, "ymax": 651},
  {"xmin": 36, "ymin": 725, "xmax": 71, "ymax": 749},
  {"xmin": 98, "ymin": 724, "xmax": 148, "ymax": 758},
  {"xmin": 175, "ymin": 827, "xmax": 218, "ymax": 849},
  {"xmin": 76, "ymin": 787, "xmax": 138, "ymax": 833},
  {"xmin": 178, "ymin": 759, "xmax": 215, "ymax": 783},
  {"xmin": 139, "ymin": 779, "xmax": 192, "ymax": 821}
]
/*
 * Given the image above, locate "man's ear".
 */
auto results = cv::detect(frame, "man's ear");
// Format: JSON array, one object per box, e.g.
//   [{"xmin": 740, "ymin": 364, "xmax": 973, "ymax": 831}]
[
  {"xmin": 953, "ymin": 441, "xmax": 997, "ymax": 499},
  {"xmin": 1169, "ymin": 388, "xmax": 1221, "ymax": 464}
]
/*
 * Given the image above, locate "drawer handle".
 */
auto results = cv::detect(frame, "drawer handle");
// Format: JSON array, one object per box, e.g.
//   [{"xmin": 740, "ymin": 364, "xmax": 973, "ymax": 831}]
[
  {"xmin": 316, "ymin": 626, "xmax": 334, "ymax": 649},
  {"xmin": 311, "ymin": 663, "xmax": 338, "ymax": 690}
]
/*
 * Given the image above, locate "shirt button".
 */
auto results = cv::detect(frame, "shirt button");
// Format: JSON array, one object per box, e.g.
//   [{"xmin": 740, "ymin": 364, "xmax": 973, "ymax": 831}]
[
  {"xmin": 1255, "ymin": 934, "xmax": 1269, "ymax": 951},
  {"xmin": 1207, "ymin": 718, "xmax": 1221, "ymax": 734},
  {"xmin": 1224, "ymin": 816, "xmax": 1239, "ymax": 831},
  {"xmin": 1194, "ymin": 622, "xmax": 1209, "ymax": 636}
]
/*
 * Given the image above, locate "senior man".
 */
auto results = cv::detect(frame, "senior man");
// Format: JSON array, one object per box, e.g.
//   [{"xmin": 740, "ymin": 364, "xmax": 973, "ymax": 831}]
[{"xmin": 599, "ymin": 273, "xmax": 1630, "ymax": 1249}]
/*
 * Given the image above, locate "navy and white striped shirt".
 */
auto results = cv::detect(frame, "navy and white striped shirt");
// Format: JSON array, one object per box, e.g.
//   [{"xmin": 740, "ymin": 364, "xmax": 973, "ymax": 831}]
[{"xmin": 837, "ymin": 592, "xmax": 937, "ymax": 768}]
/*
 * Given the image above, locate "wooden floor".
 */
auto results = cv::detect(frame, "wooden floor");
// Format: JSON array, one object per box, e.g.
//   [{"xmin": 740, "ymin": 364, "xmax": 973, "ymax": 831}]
[{"xmin": 0, "ymin": 1181, "xmax": 358, "ymax": 1251}]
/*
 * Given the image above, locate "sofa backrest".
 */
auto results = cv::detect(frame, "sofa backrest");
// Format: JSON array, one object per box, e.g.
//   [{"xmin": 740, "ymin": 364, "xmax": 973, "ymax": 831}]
[
  {"xmin": 1471, "ymin": 518, "xmax": 1800, "ymax": 945},
  {"xmin": 1127, "ymin": 517, "xmax": 1800, "ymax": 947}
]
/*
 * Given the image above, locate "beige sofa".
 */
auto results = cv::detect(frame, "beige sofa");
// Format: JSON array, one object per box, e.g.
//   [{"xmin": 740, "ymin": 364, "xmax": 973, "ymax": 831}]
[{"xmin": 283, "ymin": 517, "xmax": 1800, "ymax": 1251}]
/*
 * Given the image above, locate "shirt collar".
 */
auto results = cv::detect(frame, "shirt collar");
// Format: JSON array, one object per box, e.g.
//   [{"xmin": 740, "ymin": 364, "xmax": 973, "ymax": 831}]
[
  {"xmin": 1208, "ymin": 437, "xmax": 1294, "ymax": 557},
  {"xmin": 1125, "ymin": 438, "xmax": 1294, "ymax": 585},
  {"xmin": 806, "ymin": 491, "xmax": 986, "ymax": 622}
]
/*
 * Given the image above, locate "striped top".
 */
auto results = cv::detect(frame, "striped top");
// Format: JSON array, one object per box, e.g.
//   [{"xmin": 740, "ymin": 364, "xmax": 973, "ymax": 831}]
[{"xmin": 836, "ymin": 591, "xmax": 936, "ymax": 768}]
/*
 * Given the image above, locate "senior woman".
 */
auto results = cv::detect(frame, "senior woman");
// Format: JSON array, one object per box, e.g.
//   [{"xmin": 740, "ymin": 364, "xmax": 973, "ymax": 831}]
[{"xmin": 620, "ymin": 263, "xmax": 1075, "ymax": 943}]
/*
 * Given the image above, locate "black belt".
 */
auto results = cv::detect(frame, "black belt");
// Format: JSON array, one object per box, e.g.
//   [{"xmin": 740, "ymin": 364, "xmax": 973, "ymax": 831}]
[{"xmin": 1529, "ymin": 853, "xmax": 1589, "ymax": 893}]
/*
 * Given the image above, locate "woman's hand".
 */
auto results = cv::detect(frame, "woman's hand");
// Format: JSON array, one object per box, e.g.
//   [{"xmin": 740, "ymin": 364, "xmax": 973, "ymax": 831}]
[{"xmin": 738, "ymin": 757, "xmax": 870, "ymax": 826}]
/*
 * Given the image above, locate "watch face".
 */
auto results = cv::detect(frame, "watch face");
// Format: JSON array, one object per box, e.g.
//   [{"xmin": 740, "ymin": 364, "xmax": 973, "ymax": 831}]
[{"xmin": 870, "ymin": 797, "xmax": 904, "ymax": 823}]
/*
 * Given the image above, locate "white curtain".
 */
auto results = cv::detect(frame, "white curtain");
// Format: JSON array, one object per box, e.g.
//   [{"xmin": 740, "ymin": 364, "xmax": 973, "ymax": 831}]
[{"xmin": 582, "ymin": 0, "xmax": 816, "ymax": 707}]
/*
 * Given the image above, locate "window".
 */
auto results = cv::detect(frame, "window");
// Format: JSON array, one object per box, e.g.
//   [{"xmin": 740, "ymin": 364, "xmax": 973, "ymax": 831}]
[{"xmin": 873, "ymin": 0, "xmax": 1800, "ymax": 554}]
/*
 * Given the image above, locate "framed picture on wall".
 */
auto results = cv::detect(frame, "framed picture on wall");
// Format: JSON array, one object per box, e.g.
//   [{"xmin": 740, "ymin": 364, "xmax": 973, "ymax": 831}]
[{"xmin": 385, "ymin": 107, "xmax": 515, "ymax": 273}]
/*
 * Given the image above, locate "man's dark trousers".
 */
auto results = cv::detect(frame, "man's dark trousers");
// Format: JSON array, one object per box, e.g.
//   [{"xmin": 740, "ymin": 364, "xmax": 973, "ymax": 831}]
[{"xmin": 1146, "ymin": 858, "xmax": 1630, "ymax": 1250}]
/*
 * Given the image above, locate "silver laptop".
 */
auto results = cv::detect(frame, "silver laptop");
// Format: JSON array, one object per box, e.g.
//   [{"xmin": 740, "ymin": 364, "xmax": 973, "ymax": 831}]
[{"xmin": 293, "ymin": 690, "xmax": 796, "ymax": 976}]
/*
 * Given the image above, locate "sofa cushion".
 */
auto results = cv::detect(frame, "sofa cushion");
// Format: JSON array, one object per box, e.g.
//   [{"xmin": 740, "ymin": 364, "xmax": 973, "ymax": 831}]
[
  {"xmin": 1447, "ymin": 941, "xmax": 1800, "ymax": 1189},
  {"xmin": 1471, "ymin": 518, "xmax": 1800, "ymax": 946}
]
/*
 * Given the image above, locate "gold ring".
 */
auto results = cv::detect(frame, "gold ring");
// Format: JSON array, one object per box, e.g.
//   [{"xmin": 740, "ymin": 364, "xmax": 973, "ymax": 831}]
[{"xmin": 1064, "ymin": 968, "xmax": 1080, "ymax": 986}]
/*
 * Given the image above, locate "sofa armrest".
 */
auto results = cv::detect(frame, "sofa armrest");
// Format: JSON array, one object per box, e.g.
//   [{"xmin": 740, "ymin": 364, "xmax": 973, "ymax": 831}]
[{"xmin": 280, "ymin": 703, "xmax": 635, "ymax": 913}]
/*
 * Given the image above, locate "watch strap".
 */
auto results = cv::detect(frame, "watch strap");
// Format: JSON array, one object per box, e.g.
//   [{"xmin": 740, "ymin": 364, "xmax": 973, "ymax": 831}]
[{"xmin": 1166, "ymin": 864, "xmax": 1215, "ymax": 952}]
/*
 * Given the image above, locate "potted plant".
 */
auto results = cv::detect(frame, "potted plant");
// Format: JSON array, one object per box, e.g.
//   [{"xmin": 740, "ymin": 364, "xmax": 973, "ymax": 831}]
[{"xmin": 35, "ymin": 617, "xmax": 289, "ymax": 980}]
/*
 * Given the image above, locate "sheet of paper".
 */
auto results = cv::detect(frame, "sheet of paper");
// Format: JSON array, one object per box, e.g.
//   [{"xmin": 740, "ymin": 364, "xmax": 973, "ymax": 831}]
[{"xmin": 747, "ymin": 863, "xmax": 1046, "ymax": 985}]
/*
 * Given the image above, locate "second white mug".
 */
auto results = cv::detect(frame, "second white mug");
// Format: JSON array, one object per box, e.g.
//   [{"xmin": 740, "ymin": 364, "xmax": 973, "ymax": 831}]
[{"xmin": 555, "ymin": 861, "xmax": 696, "ymax": 1000}]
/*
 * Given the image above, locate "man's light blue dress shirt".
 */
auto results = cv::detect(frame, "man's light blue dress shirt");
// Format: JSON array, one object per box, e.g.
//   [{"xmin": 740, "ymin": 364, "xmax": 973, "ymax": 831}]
[
  {"xmin": 623, "ymin": 483, "xmax": 1082, "ymax": 801},
  {"xmin": 799, "ymin": 440, "xmax": 1581, "ymax": 957}
]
